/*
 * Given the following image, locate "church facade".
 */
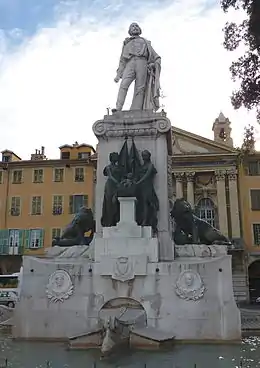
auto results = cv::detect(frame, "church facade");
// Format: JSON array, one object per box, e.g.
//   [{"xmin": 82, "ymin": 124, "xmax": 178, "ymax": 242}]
[{"xmin": 172, "ymin": 112, "xmax": 248, "ymax": 303}]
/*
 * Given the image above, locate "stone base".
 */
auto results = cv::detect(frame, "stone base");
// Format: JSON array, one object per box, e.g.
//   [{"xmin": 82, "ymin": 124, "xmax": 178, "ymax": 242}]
[
  {"xmin": 93, "ymin": 111, "xmax": 174, "ymax": 261},
  {"xmin": 13, "ymin": 250, "xmax": 241, "ymax": 341},
  {"xmin": 95, "ymin": 198, "xmax": 159, "ymax": 262}
]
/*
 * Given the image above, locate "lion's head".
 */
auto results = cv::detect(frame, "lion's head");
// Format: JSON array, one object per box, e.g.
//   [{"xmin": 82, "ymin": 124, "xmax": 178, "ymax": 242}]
[{"xmin": 170, "ymin": 198, "xmax": 193, "ymax": 221}]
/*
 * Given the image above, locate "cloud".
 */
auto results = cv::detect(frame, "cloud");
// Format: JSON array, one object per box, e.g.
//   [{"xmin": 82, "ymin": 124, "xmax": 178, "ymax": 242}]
[{"xmin": 0, "ymin": 0, "xmax": 258, "ymax": 159}]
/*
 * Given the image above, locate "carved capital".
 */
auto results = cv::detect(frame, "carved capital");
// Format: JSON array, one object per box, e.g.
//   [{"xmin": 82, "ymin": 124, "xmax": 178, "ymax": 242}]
[
  {"xmin": 156, "ymin": 118, "xmax": 171, "ymax": 133},
  {"xmin": 174, "ymin": 172, "xmax": 185, "ymax": 182},
  {"xmin": 92, "ymin": 120, "xmax": 107, "ymax": 137},
  {"xmin": 92, "ymin": 113, "xmax": 171, "ymax": 139},
  {"xmin": 227, "ymin": 169, "xmax": 237, "ymax": 181},
  {"xmin": 215, "ymin": 170, "xmax": 226, "ymax": 181},
  {"xmin": 186, "ymin": 172, "xmax": 196, "ymax": 182}
]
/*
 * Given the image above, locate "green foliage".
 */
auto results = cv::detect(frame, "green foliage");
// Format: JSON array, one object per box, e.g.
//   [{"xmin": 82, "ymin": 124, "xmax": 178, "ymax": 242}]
[
  {"xmin": 241, "ymin": 123, "xmax": 256, "ymax": 152},
  {"xmin": 221, "ymin": 0, "xmax": 260, "ymax": 120}
]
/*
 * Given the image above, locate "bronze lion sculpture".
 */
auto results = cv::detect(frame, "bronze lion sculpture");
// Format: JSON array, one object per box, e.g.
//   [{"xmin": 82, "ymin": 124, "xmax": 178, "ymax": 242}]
[
  {"xmin": 170, "ymin": 198, "xmax": 231, "ymax": 245},
  {"xmin": 52, "ymin": 206, "xmax": 95, "ymax": 247}
]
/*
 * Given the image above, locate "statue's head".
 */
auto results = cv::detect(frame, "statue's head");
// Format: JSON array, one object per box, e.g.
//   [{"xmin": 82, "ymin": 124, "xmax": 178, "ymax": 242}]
[
  {"xmin": 171, "ymin": 198, "xmax": 192, "ymax": 219},
  {"xmin": 184, "ymin": 272, "xmax": 194, "ymax": 287},
  {"xmin": 128, "ymin": 22, "xmax": 142, "ymax": 36},
  {"xmin": 141, "ymin": 149, "xmax": 151, "ymax": 162},
  {"xmin": 109, "ymin": 152, "xmax": 119, "ymax": 164}
]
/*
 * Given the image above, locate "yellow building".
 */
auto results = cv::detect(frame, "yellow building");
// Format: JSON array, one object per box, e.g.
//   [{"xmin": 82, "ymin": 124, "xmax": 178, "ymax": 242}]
[
  {"xmin": 172, "ymin": 112, "xmax": 247, "ymax": 302},
  {"xmin": 239, "ymin": 151, "xmax": 260, "ymax": 302},
  {"xmin": 0, "ymin": 142, "xmax": 96, "ymax": 273}
]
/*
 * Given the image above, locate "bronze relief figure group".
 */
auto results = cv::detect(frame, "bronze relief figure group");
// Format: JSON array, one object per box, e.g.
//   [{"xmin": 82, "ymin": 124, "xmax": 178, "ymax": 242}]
[{"xmin": 101, "ymin": 138, "xmax": 159, "ymax": 232}]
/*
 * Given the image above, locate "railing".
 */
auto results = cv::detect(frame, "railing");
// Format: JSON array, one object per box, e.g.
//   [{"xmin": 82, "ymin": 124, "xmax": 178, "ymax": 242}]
[{"xmin": 0, "ymin": 362, "xmax": 245, "ymax": 368}]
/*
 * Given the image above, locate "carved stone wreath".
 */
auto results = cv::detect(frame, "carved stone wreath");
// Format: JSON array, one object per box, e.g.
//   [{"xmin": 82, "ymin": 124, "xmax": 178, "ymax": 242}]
[
  {"xmin": 46, "ymin": 270, "xmax": 74, "ymax": 303},
  {"xmin": 175, "ymin": 270, "xmax": 205, "ymax": 301}
]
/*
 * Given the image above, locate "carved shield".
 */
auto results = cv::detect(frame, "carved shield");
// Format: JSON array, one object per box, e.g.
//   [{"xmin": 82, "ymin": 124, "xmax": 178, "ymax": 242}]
[
  {"xmin": 112, "ymin": 257, "xmax": 134, "ymax": 282},
  {"xmin": 116, "ymin": 258, "xmax": 129, "ymax": 275}
]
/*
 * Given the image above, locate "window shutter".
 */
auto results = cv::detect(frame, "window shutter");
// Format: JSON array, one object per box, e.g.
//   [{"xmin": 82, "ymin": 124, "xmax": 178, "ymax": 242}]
[
  {"xmin": 0, "ymin": 230, "xmax": 3, "ymax": 254},
  {"xmin": 39, "ymin": 229, "xmax": 44, "ymax": 248},
  {"xmin": 23, "ymin": 230, "xmax": 30, "ymax": 249},
  {"xmin": 18, "ymin": 230, "xmax": 24, "ymax": 255},
  {"xmin": 2, "ymin": 229, "xmax": 9, "ymax": 254},
  {"xmin": 69, "ymin": 196, "xmax": 73, "ymax": 214},
  {"xmin": 251, "ymin": 190, "xmax": 260, "ymax": 210},
  {"xmin": 83, "ymin": 195, "xmax": 88, "ymax": 207}
]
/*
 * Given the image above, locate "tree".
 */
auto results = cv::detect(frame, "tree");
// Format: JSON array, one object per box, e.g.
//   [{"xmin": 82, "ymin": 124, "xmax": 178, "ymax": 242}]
[
  {"xmin": 221, "ymin": 0, "xmax": 260, "ymax": 120},
  {"xmin": 241, "ymin": 123, "xmax": 256, "ymax": 152}
]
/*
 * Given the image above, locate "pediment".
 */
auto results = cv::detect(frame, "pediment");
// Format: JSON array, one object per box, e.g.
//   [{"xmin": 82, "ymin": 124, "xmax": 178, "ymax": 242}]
[{"xmin": 172, "ymin": 127, "xmax": 236, "ymax": 155}]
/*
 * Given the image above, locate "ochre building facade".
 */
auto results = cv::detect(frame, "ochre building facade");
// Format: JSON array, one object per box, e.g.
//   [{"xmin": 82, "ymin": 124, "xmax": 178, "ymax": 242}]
[
  {"xmin": 172, "ymin": 112, "xmax": 247, "ymax": 302},
  {"xmin": 0, "ymin": 142, "xmax": 96, "ymax": 273},
  {"xmin": 239, "ymin": 151, "xmax": 260, "ymax": 303}
]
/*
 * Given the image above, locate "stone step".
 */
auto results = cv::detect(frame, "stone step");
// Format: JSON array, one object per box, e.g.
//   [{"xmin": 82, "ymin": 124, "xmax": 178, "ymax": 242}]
[
  {"xmin": 240, "ymin": 308, "xmax": 260, "ymax": 331},
  {"xmin": 232, "ymin": 273, "xmax": 248, "ymax": 302},
  {"xmin": 68, "ymin": 328, "xmax": 103, "ymax": 350},
  {"xmin": 130, "ymin": 327, "xmax": 175, "ymax": 349}
]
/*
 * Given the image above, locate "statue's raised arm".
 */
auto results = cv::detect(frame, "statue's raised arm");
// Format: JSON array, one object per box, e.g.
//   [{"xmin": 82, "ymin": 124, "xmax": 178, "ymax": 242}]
[{"xmin": 113, "ymin": 23, "xmax": 161, "ymax": 112}]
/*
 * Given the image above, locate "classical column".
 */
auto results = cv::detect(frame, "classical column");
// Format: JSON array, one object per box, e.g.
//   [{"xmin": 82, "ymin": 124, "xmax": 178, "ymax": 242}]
[
  {"xmin": 227, "ymin": 169, "xmax": 241, "ymax": 238},
  {"xmin": 186, "ymin": 172, "xmax": 195, "ymax": 208},
  {"xmin": 174, "ymin": 172, "xmax": 184, "ymax": 198},
  {"xmin": 215, "ymin": 170, "xmax": 228, "ymax": 236}
]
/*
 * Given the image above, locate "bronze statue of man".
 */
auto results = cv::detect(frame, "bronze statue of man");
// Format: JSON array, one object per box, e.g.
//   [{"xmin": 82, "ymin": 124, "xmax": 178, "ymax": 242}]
[{"xmin": 113, "ymin": 22, "xmax": 161, "ymax": 112}]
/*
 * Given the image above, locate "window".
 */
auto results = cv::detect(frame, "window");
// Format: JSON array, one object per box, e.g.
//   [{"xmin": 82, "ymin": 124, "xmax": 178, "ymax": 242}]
[
  {"xmin": 2, "ymin": 155, "xmax": 10, "ymax": 163},
  {"xmin": 52, "ymin": 195, "xmax": 63, "ymax": 215},
  {"xmin": 31, "ymin": 196, "xmax": 42, "ymax": 215},
  {"xmin": 251, "ymin": 190, "xmax": 260, "ymax": 210},
  {"xmin": 78, "ymin": 152, "xmax": 90, "ymax": 159},
  {"xmin": 52, "ymin": 228, "xmax": 61, "ymax": 240},
  {"xmin": 248, "ymin": 161, "xmax": 260, "ymax": 176},
  {"xmin": 75, "ymin": 168, "xmax": 84, "ymax": 182},
  {"xmin": 196, "ymin": 198, "xmax": 216, "ymax": 227},
  {"xmin": 33, "ymin": 169, "xmax": 43, "ymax": 183},
  {"xmin": 29, "ymin": 229, "xmax": 44, "ymax": 249},
  {"xmin": 0, "ymin": 170, "xmax": 3, "ymax": 184},
  {"xmin": 54, "ymin": 168, "xmax": 64, "ymax": 182},
  {"xmin": 8, "ymin": 229, "xmax": 22, "ymax": 255},
  {"xmin": 61, "ymin": 151, "xmax": 70, "ymax": 159},
  {"xmin": 12, "ymin": 170, "xmax": 22, "ymax": 184},
  {"xmin": 69, "ymin": 195, "xmax": 88, "ymax": 214},
  {"xmin": 253, "ymin": 224, "xmax": 260, "ymax": 246},
  {"xmin": 10, "ymin": 197, "xmax": 21, "ymax": 216}
]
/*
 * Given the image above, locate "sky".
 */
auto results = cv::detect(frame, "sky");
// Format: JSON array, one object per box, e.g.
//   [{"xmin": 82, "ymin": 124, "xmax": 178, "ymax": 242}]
[{"xmin": 0, "ymin": 0, "xmax": 259, "ymax": 159}]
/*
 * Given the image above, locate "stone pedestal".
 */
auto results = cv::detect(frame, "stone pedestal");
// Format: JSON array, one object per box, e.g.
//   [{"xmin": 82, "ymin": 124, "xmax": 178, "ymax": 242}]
[
  {"xmin": 94, "ymin": 197, "xmax": 159, "ymax": 262},
  {"xmin": 119, "ymin": 197, "xmax": 136, "ymax": 224},
  {"xmin": 93, "ymin": 110, "xmax": 174, "ymax": 261},
  {"xmin": 13, "ymin": 249, "xmax": 241, "ymax": 341}
]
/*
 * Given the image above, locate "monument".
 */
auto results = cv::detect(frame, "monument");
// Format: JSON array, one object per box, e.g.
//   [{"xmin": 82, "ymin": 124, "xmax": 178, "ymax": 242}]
[{"xmin": 12, "ymin": 23, "xmax": 241, "ymax": 349}]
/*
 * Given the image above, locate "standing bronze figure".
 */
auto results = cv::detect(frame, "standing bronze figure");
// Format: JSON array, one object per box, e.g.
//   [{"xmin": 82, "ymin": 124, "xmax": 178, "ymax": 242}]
[
  {"xmin": 101, "ymin": 152, "xmax": 122, "ymax": 227},
  {"xmin": 135, "ymin": 150, "xmax": 159, "ymax": 232}
]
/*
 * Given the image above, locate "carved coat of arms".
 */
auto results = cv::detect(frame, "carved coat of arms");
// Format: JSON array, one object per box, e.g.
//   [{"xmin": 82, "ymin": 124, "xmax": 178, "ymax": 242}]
[
  {"xmin": 175, "ymin": 269, "xmax": 205, "ymax": 301},
  {"xmin": 46, "ymin": 270, "xmax": 74, "ymax": 303},
  {"xmin": 112, "ymin": 257, "xmax": 134, "ymax": 282}
]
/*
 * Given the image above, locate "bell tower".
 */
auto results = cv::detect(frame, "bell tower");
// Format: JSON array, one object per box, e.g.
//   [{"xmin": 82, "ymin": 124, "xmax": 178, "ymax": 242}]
[{"xmin": 212, "ymin": 112, "xmax": 233, "ymax": 147}]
